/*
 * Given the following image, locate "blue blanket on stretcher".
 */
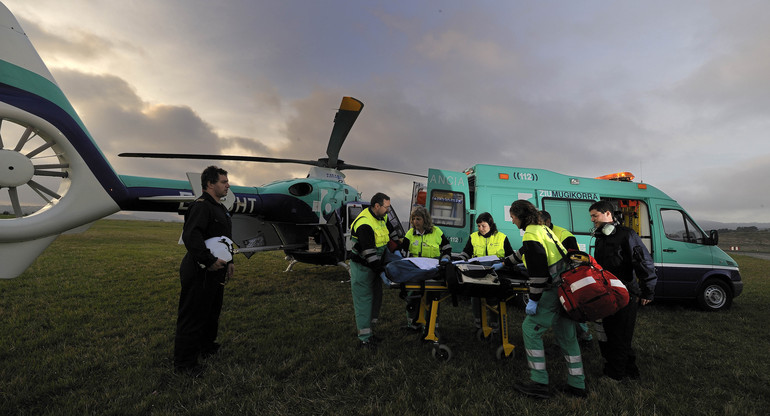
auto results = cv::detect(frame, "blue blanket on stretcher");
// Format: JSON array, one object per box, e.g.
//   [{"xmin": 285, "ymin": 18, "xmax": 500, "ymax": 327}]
[
  {"xmin": 384, "ymin": 257, "xmax": 441, "ymax": 283},
  {"xmin": 383, "ymin": 253, "xmax": 503, "ymax": 284}
]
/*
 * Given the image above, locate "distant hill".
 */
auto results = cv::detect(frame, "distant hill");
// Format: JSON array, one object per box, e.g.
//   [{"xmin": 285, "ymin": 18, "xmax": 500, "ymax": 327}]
[{"xmin": 698, "ymin": 220, "xmax": 770, "ymax": 231}]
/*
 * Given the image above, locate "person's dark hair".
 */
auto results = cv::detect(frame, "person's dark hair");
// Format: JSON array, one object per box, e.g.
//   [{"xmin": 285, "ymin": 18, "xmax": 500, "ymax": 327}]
[
  {"xmin": 370, "ymin": 192, "xmax": 390, "ymax": 207},
  {"xmin": 539, "ymin": 210, "xmax": 551, "ymax": 222},
  {"xmin": 201, "ymin": 165, "xmax": 228, "ymax": 189},
  {"xmin": 589, "ymin": 200, "xmax": 615, "ymax": 220},
  {"xmin": 476, "ymin": 212, "xmax": 498, "ymax": 234},
  {"xmin": 509, "ymin": 200, "xmax": 543, "ymax": 230}
]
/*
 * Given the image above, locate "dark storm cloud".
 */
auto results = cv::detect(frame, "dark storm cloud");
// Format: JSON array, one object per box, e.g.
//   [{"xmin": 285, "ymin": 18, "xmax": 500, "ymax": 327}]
[{"xmin": 52, "ymin": 69, "xmax": 275, "ymax": 182}]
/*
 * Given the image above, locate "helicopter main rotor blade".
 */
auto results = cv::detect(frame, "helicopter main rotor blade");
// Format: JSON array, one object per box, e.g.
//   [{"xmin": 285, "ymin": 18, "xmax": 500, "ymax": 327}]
[
  {"xmin": 119, "ymin": 152, "xmax": 322, "ymax": 166},
  {"xmin": 337, "ymin": 162, "xmax": 427, "ymax": 178},
  {"xmin": 119, "ymin": 152, "xmax": 426, "ymax": 177},
  {"xmin": 326, "ymin": 97, "xmax": 363, "ymax": 168}
]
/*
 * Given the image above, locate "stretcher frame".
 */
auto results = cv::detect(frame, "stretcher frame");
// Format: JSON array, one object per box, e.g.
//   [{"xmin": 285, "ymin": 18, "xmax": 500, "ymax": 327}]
[{"xmin": 391, "ymin": 277, "xmax": 529, "ymax": 361}]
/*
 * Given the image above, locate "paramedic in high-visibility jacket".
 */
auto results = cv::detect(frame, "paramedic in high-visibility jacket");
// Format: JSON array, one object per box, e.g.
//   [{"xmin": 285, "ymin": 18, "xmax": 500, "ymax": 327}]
[
  {"xmin": 540, "ymin": 210, "xmax": 578, "ymax": 251},
  {"xmin": 589, "ymin": 200, "xmax": 657, "ymax": 381},
  {"xmin": 541, "ymin": 210, "xmax": 593, "ymax": 345},
  {"xmin": 399, "ymin": 206, "xmax": 452, "ymax": 330},
  {"xmin": 459, "ymin": 212, "xmax": 514, "ymax": 331},
  {"xmin": 350, "ymin": 192, "xmax": 398, "ymax": 350},
  {"xmin": 508, "ymin": 200, "xmax": 586, "ymax": 399}
]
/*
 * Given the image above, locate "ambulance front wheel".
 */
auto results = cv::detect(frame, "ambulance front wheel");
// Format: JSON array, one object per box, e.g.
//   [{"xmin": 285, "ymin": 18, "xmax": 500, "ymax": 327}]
[
  {"xmin": 696, "ymin": 278, "xmax": 732, "ymax": 311},
  {"xmin": 432, "ymin": 344, "xmax": 452, "ymax": 361}
]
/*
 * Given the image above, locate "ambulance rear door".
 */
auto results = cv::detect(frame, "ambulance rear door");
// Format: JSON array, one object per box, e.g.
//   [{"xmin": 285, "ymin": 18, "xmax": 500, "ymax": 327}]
[{"xmin": 426, "ymin": 168, "xmax": 470, "ymax": 253}]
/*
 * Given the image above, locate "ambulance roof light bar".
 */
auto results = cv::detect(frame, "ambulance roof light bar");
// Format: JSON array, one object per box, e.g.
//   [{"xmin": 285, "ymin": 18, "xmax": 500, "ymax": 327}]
[{"xmin": 595, "ymin": 172, "xmax": 635, "ymax": 182}]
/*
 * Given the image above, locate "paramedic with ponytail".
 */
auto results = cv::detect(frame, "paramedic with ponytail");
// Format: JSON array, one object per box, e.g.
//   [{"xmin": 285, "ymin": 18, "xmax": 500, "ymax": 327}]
[
  {"xmin": 349, "ymin": 192, "xmax": 398, "ymax": 350},
  {"xmin": 541, "ymin": 210, "xmax": 593, "ymax": 346},
  {"xmin": 509, "ymin": 200, "xmax": 586, "ymax": 399},
  {"xmin": 400, "ymin": 206, "xmax": 452, "ymax": 330},
  {"xmin": 589, "ymin": 200, "xmax": 657, "ymax": 381},
  {"xmin": 459, "ymin": 212, "xmax": 514, "ymax": 331}
]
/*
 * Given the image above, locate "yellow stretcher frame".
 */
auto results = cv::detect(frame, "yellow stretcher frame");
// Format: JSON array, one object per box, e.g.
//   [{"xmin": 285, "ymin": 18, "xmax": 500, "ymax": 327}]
[{"xmin": 397, "ymin": 278, "xmax": 529, "ymax": 361}]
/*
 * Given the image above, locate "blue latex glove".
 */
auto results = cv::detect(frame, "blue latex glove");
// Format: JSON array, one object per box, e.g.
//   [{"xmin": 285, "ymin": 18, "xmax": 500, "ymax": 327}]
[
  {"xmin": 525, "ymin": 300, "xmax": 538, "ymax": 315},
  {"xmin": 439, "ymin": 255, "xmax": 451, "ymax": 264},
  {"xmin": 491, "ymin": 263, "xmax": 504, "ymax": 270}
]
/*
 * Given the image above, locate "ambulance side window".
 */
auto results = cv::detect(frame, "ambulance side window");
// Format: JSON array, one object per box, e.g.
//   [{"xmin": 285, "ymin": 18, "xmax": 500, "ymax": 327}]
[
  {"xmin": 542, "ymin": 198, "xmax": 595, "ymax": 235},
  {"xmin": 661, "ymin": 209, "xmax": 706, "ymax": 244},
  {"xmin": 430, "ymin": 190, "xmax": 465, "ymax": 228}
]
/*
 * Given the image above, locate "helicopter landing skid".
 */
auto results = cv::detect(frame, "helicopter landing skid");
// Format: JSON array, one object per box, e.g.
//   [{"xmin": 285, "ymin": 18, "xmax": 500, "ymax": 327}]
[{"xmin": 284, "ymin": 257, "xmax": 299, "ymax": 272}]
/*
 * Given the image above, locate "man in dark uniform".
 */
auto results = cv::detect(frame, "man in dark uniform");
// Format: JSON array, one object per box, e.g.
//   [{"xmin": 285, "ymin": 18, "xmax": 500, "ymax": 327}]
[
  {"xmin": 174, "ymin": 166, "xmax": 234, "ymax": 375},
  {"xmin": 589, "ymin": 200, "xmax": 657, "ymax": 381}
]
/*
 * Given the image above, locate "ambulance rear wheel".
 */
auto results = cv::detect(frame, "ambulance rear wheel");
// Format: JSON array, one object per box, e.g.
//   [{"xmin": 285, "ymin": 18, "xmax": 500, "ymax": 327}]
[
  {"xmin": 697, "ymin": 278, "xmax": 732, "ymax": 311},
  {"xmin": 432, "ymin": 344, "xmax": 452, "ymax": 361}
]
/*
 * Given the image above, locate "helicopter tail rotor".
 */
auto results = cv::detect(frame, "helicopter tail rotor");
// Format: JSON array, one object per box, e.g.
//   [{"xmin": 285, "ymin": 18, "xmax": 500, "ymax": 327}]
[{"xmin": 0, "ymin": 3, "xmax": 125, "ymax": 278}]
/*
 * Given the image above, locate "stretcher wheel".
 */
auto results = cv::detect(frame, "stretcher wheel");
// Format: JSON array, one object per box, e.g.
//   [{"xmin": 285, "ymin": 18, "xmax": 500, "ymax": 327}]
[
  {"xmin": 475, "ymin": 328, "xmax": 488, "ymax": 341},
  {"xmin": 476, "ymin": 328, "xmax": 493, "ymax": 341},
  {"xmin": 495, "ymin": 345, "xmax": 513, "ymax": 360},
  {"xmin": 431, "ymin": 344, "xmax": 452, "ymax": 361}
]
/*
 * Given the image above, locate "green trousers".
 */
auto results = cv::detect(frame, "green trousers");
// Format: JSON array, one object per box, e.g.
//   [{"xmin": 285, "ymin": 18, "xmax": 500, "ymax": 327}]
[
  {"xmin": 522, "ymin": 288, "xmax": 585, "ymax": 389},
  {"xmin": 349, "ymin": 257, "xmax": 384, "ymax": 341}
]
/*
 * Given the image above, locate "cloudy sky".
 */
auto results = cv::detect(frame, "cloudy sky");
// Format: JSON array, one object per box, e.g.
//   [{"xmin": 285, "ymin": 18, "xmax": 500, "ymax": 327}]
[{"xmin": 3, "ymin": 0, "xmax": 770, "ymax": 224}]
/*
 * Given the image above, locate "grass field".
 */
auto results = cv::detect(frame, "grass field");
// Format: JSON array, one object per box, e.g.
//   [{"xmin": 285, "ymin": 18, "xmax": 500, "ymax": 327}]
[
  {"xmin": 718, "ymin": 229, "xmax": 770, "ymax": 255},
  {"xmin": 1, "ymin": 219, "xmax": 769, "ymax": 415}
]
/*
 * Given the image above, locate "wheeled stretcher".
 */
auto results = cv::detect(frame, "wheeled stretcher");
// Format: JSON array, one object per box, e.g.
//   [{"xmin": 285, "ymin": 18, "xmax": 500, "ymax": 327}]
[{"xmin": 382, "ymin": 257, "xmax": 529, "ymax": 361}]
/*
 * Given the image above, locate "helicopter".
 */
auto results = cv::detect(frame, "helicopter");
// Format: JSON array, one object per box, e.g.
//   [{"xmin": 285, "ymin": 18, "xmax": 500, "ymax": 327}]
[{"xmin": 0, "ymin": 2, "xmax": 423, "ymax": 279}]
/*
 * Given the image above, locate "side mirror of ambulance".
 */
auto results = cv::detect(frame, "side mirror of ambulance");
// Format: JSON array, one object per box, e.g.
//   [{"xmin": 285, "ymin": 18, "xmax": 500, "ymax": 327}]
[{"xmin": 708, "ymin": 230, "xmax": 719, "ymax": 246}]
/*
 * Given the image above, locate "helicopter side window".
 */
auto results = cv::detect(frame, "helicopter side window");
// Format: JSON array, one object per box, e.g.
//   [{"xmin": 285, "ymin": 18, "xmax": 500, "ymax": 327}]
[{"xmin": 288, "ymin": 182, "xmax": 313, "ymax": 196}]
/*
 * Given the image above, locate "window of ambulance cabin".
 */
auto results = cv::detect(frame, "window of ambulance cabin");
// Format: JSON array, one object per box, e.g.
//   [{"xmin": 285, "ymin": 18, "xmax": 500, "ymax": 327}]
[{"xmin": 661, "ymin": 209, "xmax": 706, "ymax": 244}]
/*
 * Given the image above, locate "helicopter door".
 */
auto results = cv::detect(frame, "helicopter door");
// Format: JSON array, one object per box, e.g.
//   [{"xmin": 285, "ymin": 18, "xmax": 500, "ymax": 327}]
[
  {"xmin": 343, "ymin": 202, "xmax": 366, "ymax": 252},
  {"xmin": 341, "ymin": 201, "xmax": 405, "ymax": 254}
]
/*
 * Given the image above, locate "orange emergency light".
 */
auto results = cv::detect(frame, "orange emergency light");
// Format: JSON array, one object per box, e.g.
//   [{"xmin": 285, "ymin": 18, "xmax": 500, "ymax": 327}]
[{"xmin": 595, "ymin": 172, "xmax": 635, "ymax": 182}]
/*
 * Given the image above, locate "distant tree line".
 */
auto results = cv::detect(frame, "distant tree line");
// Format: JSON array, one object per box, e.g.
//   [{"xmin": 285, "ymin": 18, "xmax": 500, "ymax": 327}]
[{"xmin": 718, "ymin": 226, "xmax": 764, "ymax": 233}]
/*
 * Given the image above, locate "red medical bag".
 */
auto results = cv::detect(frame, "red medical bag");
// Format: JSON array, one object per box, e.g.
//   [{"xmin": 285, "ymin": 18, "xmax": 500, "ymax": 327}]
[{"xmin": 557, "ymin": 252, "xmax": 630, "ymax": 321}]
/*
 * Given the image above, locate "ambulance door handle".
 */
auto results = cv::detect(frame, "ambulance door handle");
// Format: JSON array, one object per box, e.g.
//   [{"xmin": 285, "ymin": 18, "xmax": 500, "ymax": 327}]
[{"xmin": 663, "ymin": 249, "xmax": 677, "ymax": 253}]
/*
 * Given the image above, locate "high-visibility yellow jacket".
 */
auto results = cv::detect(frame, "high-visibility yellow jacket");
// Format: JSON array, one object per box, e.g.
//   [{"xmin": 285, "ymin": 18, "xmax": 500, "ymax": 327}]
[
  {"xmin": 470, "ymin": 231, "xmax": 508, "ymax": 258},
  {"xmin": 351, "ymin": 208, "xmax": 390, "ymax": 266},
  {"xmin": 404, "ymin": 226, "xmax": 449, "ymax": 258}
]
